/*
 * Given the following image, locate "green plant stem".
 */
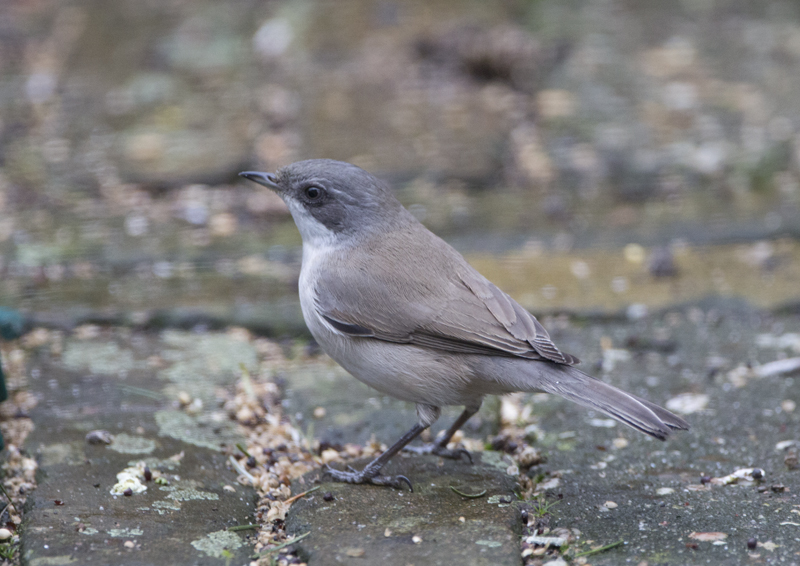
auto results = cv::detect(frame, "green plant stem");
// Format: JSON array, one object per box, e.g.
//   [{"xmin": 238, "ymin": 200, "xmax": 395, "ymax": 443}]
[{"xmin": 574, "ymin": 539, "xmax": 624, "ymax": 557}]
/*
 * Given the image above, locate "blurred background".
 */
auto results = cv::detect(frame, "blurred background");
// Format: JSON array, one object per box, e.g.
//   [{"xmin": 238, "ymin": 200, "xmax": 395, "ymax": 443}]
[{"xmin": 2, "ymin": 0, "xmax": 800, "ymax": 332}]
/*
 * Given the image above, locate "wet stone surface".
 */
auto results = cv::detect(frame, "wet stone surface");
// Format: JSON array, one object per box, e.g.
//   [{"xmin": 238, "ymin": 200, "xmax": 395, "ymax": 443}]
[
  {"xmin": 286, "ymin": 454, "xmax": 521, "ymax": 566},
  {"xmin": 14, "ymin": 300, "xmax": 800, "ymax": 565},
  {"xmin": 21, "ymin": 330, "xmax": 258, "ymax": 565}
]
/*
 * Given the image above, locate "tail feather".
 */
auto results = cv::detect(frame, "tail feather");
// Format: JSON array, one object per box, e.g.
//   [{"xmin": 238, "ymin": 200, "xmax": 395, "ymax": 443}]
[
  {"xmin": 530, "ymin": 365, "xmax": 689, "ymax": 440},
  {"xmin": 626, "ymin": 391, "xmax": 690, "ymax": 431}
]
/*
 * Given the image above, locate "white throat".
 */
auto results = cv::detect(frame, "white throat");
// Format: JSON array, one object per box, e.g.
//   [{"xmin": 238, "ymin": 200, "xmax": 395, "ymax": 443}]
[{"xmin": 285, "ymin": 199, "xmax": 337, "ymax": 250}]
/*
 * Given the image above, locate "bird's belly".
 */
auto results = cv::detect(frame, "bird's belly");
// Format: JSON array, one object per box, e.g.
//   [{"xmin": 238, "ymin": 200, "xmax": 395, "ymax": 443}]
[{"xmin": 298, "ymin": 279, "xmax": 481, "ymax": 407}]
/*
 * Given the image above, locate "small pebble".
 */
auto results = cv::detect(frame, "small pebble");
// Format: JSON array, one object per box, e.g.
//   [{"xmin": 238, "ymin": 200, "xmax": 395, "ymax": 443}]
[
  {"xmin": 323, "ymin": 492, "xmax": 334, "ymax": 502},
  {"xmin": 0, "ymin": 528, "xmax": 11, "ymax": 541},
  {"xmin": 784, "ymin": 449, "xmax": 799, "ymax": 470},
  {"xmin": 747, "ymin": 537, "xmax": 758, "ymax": 550},
  {"xmin": 603, "ymin": 501, "xmax": 618, "ymax": 509},
  {"xmin": 85, "ymin": 430, "xmax": 114, "ymax": 445},
  {"xmin": 344, "ymin": 547, "xmax": 364, "ymax": 557},
  {"xmin": 770, "ymin": 484, "xmax": 787, "ymax": 493},
  {"xmin": 177, "ymin": 391, "xmax": 191, "ymax": 406},
  {"xmin": 412, "ymin": 535, "xmax": 422, "ymax": 544},
  {"xmin": 313, "ymin": 407, "xmax": 326, "ymax": 419},
  {"xmin": 384, "ymin": 528, "xmax": 392, "ymax": 537},
  {"xmin": 124, "ymin": 540, "xmax": 135, "ymax": 549},
  {"xmin": 458, "ymin": 516, "xmax": 465, "ymax": 523}
]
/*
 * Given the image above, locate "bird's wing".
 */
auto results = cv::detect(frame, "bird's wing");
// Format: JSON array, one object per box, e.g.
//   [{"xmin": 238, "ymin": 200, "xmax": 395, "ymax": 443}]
[{"xmin": 313, "ymin": 231, "xmax": 578, "ymax": 365}]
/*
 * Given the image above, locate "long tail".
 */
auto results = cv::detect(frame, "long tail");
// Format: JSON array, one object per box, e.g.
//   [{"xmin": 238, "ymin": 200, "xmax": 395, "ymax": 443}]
[
  {"xmin": 533, "ymin": 364, "xmax": 689, "ymax": 440},
  {"xmin": 480, "ymin": 357, "xmax": 691, "ymax": 440}
]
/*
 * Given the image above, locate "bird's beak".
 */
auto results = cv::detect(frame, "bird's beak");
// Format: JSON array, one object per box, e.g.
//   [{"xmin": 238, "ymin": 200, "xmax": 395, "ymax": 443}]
[{"xmin": 239, "ymin": 171, "xmax": 280, "ymax": 190}]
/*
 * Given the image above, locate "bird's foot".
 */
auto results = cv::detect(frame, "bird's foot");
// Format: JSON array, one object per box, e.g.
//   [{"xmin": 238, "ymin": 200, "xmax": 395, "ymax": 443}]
[
  {"xmin": 323, "ymin": 464, "xmax": 413, "ymax": 491},
  {"xmin": 403, "ymin": 443, "xmax": 473, "ymax": 464}
]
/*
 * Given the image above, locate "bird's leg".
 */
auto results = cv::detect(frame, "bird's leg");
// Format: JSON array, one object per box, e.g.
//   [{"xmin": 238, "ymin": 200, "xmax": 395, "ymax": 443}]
[
  {"xmin": 325, "ymin": 423, "xmax": 425, "ymax": 491},
  {"xmin": 403, "ymin": 402, "xmax": 481, "ymax": 463},
  {"xmin": 324, "ymin": 405, "xmax": 445, "ymax": 491}
]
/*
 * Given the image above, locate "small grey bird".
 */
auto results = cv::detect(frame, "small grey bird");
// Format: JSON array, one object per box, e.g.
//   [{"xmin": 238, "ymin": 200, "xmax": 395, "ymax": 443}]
[{"xmin": 240, "ymin": 160, "xmax": 689, "ymax": 490}]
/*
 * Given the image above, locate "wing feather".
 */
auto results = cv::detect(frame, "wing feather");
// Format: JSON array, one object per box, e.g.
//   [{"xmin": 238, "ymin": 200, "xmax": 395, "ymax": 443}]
[{"xmin": 312, "ymin": 226, "xmax": 578, "ymax": 365}]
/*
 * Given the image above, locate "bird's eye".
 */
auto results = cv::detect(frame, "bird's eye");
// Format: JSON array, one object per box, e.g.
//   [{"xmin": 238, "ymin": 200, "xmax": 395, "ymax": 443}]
[{"xmin": 304, "ymin": 185, "xmax": 323, "ymax": 201}]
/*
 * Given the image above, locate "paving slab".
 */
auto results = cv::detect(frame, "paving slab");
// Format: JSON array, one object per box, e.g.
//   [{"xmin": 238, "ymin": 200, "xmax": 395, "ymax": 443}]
[
  {"xmin": 21, "ymin": 330, "xmax": 259, "ymax": 566},
  {"xmin": 286, "ymin": 453, "xmax": 522, "ymax": 566}
]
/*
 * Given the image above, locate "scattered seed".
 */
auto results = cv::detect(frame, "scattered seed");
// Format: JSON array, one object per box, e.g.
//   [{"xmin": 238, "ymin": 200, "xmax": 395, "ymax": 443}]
[
  {"xmin": 689, "ymin": 532, "xmax": 728, "ymax": 542},
  {"xmin": 320, "ymin": 448, "xmax": 340, "ymax": 464},
  {"xmin": 747, "ymin": 537, "xmax": 758, "ymax": 549},
  {"xmin": 344, "ymin": 547, "xmax": 364, "ymax": 557},
  {"xmin": 323, "ymin": 492, "xmax": 334, "ymax": 502},
  {"xmin": 143, "ymin": 466, "xmax": 152, "ymax": 482},
  {"xmin": 123, "ymin": 488, "xmax": 133, "ymax": 497},
  {"xmin": 124, "ymin": 540, "xmax": 135, "ymax": 549},
  {"xmin": 412, "ymin": 535, "xmax": 422, "ymax": 544},
  {"xmin": 612, "ymin": 437, "xmax": 629, "ymax": 449}
]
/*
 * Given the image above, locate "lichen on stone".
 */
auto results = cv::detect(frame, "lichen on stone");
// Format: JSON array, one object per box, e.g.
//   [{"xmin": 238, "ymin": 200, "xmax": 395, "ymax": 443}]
[
  {"xmin": 190, "ymin": 529, "xmax": 243, "ymax": 558},
  {"xmin": 109, "ymin": 433, "xmax": 157, "ymax": 455}
]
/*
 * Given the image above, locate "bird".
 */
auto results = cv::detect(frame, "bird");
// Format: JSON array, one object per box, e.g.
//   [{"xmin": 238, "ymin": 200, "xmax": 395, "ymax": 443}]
[{"xmin": 240, "ymin": 160, "xmax": 689, "ymax": 490}]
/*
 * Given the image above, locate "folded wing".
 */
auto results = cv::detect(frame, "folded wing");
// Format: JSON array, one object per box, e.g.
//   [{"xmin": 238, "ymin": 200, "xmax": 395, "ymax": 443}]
[{"xmin": 313, "ymin": 230, "xmax": 578, "ymax": 365}]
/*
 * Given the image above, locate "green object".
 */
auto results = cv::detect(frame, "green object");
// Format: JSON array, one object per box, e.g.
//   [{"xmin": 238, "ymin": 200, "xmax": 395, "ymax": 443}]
[{"xmin": 0, "ymin": 308, "xmax": 24, "ymax": 341}]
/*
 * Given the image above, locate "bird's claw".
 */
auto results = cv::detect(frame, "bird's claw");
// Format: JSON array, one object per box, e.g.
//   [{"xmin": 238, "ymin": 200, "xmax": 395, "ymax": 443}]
[
  {"xmin": 323, "ymin": 464, "xmax": 414, "ymax": 491},
  {"xmin": 403, "ymin": 443, "xmax": 473, "ymax": 464}
]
